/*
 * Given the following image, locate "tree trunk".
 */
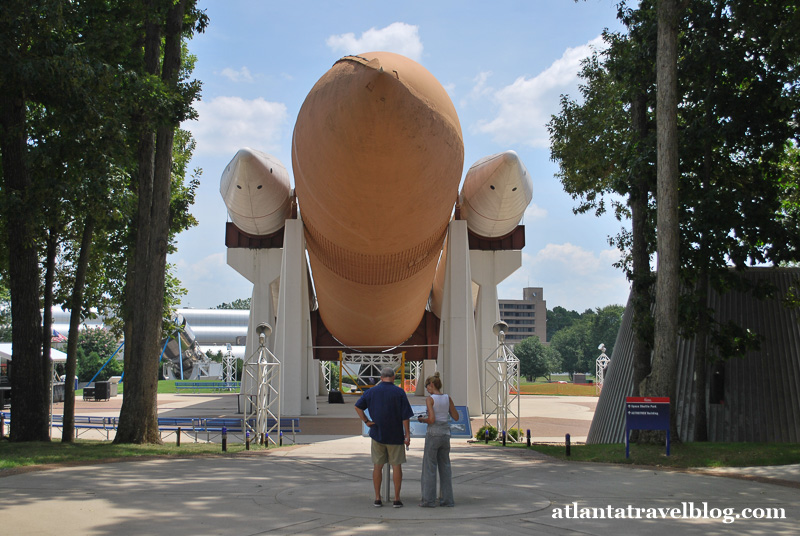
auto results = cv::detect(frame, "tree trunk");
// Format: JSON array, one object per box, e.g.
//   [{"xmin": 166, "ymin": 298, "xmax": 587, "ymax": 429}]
[
  {"xmin": 640, "ymin": 0, "xmax": 681, "ymax": 443},
  {"xmin": 115, "ymin": 0, "xmax": 186, "ymax": 444},
  {"xmin": 630, "ymin": 92, "xmax": 654, "ymax": 398},
  {"xmin": 62, "ymin": 216, "xmax": 96, "ymax": 443},
  {"xmin": 42, "ymin": 227, "xmax": 58, "ymax": 396},
  {"xmin": 0, "ymin": 87, "xmax": 49, "ymax": 441}
]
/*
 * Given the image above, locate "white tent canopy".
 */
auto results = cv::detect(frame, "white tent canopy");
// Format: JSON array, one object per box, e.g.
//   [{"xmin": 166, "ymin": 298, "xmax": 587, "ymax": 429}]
[{"xmin": 0, "ymin": 343, "xmax": 67, "ymax": 363}]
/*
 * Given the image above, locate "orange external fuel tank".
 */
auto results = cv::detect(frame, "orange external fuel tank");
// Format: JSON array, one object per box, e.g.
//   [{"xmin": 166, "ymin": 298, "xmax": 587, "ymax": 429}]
[{"xmin": 292, "ymin": 52, "xmax": 464, "ymax": 348}]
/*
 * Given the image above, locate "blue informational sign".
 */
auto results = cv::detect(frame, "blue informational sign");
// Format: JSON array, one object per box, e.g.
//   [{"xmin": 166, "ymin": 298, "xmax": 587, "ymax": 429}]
[
  {"xmin": 625, "ymin": 397, "xmax": 670, "ymax": 458},
  {"xmin": 362, "ymin": 406, "xmax": 472, "ymax": 438}
]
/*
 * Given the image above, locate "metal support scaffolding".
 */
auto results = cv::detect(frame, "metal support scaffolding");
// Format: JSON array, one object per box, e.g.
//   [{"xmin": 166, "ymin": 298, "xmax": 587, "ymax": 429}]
[
  {"xmin": 483, "ymin": 321, "xmax": 520, "ymax": 441},
  {"xmin": 323, "ymin": 355, "xmax": 420, "ymax": 393},
  {"xmin": 243, "ymin": 323, "xmax": 281, "ymax": 445},
  {"xmin": 338, "ymin": 352, "xmax": 405, "ymax": 393},
  {"xmin": 321, "ymin": 360, "xmax": 336, "ymax": 392},
  {"xmin": 223, "ymin": 343, "xmax": 237, "ymax": 384},
  {"xmin": 405, "ymin": 360, "xmax": 421, "ymax": 392}
]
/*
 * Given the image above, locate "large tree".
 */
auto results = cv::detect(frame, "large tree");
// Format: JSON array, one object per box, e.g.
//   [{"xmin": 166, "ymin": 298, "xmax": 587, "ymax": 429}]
[
  {"xmin": 0, "ymin": 0, "xmax": 204, "ymax": 443},
  {"xmin": 551, "ymin": 0, "xmax": 800, "ymax": 441},
  {"xmin": 0, "ymin": 0, "xmax": 96, "ymax": 441},
  {"xmin": 514, "ymin": 336, "xmax": 558, "ymax": 381},
  {"xmin": 640, "ymin": 0, "xmax": 682, "ymax": 439},
  {"xmin": 545, "ymin": 306, "xmax": 582, "ymax": 341},
  {"xmin": 548, "ymin": 305, "xmax": 625, "ymax": 377},
  {"xmin": 115, "ymin": 0, "xmax": 206, "ymax": 444}
]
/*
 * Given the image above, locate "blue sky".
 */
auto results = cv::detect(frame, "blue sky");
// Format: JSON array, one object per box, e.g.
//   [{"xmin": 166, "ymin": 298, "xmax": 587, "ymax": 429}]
[{"xmin": 174, "ymin": 0, "xmax": 631, "ymax": 313}]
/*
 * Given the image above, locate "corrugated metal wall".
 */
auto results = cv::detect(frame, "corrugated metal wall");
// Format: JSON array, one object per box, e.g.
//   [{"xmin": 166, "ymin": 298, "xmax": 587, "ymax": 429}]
[{"xmin": 588, "ymin": 268, "xmax": 800, "ymax": 443}]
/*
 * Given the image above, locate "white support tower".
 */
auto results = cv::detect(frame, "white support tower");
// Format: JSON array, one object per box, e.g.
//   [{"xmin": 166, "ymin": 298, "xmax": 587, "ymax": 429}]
[
  {"xmin": 223, "ymin": 343, "xmax": 237, "ymax": 385},
  {"xmin": 228, "ymin": 218, "xmax": 316, "ymax": 416},
  {"xmin": 406, "ymin": 360, "xmax": 422, "ymax": 393},
  {"xmin": 321, "ymin": 360, "xmax": 336, "ymax": 392},
  {"xmin": 483, "ymin": 321, "xmax": 521, "ymax": 441},
  {"xmin": 436, "ymin": 220, "xmax": 482, "ymax": 414},
  {"xmin": 243, "ymin": 323, "xmax": 282, "ymax": 445},
  {"xmin": 469, "ymin": 248, "xmax": 522, "ymax": 412}
]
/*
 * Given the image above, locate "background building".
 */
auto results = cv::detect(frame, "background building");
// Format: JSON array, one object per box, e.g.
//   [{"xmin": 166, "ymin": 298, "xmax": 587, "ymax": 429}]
[{"xmin": 498, "ymin": 287, "xmax": 547, "ymax": 345}]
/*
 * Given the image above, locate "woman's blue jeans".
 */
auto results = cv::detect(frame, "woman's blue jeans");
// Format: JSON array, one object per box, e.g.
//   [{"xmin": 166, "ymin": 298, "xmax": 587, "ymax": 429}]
[{"xmin": 420, "ymin": 428, "xmax": 454, "ymax": 507}]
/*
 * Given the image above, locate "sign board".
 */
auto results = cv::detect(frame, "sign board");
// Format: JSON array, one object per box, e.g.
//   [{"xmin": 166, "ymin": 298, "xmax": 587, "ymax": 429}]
[
  {"xmin": 362, "ymin": 405, "xmax": 472, "ymax": 438},
  {"xmin": 625, "ymin": 397, "xmax": 670, "ymax": 458}
]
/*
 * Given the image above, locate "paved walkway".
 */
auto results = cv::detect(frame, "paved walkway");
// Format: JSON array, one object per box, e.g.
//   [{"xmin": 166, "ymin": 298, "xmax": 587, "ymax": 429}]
[
  {"xmin": 2, "ymin": 393, "xmax": 798, "ymax": 535},
  {"xmin": 2, "ymin": 436, "xmax": 798, "ymax": 535}
]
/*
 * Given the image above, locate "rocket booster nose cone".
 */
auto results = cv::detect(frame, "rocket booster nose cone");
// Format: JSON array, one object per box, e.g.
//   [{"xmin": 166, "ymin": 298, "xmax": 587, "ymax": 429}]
[
  {"xmin": 220, "ymin": 148, "xmax": 292, "ymax": 237},
  {"xmin": 500, "ymin": 149, "xmax": 519, "ymax": 162},
  {"xmin": 460, "ymin": 150, "xmax": 533, "ymax": 238}
]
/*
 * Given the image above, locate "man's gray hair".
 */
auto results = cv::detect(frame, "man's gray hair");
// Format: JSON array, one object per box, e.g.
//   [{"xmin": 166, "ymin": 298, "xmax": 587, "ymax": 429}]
[{"xmin": 380, "ymin": 367, "xmax": 396, "ymax": 379}]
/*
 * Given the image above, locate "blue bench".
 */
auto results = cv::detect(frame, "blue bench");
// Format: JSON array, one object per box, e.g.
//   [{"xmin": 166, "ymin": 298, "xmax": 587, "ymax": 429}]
[
  {"xmin": 1, "ymin": 411, "xmax": 299, "ymax": 444},
  {"xmin": 155, "ymin": 416, "xmax": 300, "ymax": 443},
  {"xmin": 174, "ymin": 381, "xmax": 241, "ymax": 393},
  {"xmin": 50, "ymin": 414, "xmax": 120, "ymax": 439}
]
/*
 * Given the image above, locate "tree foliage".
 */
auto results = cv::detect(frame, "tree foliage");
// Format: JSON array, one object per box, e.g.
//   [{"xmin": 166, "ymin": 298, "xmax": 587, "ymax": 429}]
[
  {"xmin": 75, "ymin": 326, "xmax": 124, "ymax": 383},
  {"xmin": 76, "ymin": 350, "xmax": 124, "ymax": 383},
  {"xmin": 0, "ymin": 0, "xmax": 207, "ymax": 442},
  {"xmin": 514, "ymin": 336, "xmax": 558, "ymax": 381},
  {"xmin": 215, "ymin": 298, "xmax": 252, "ymax": 310},
  {"xmin": 545, "ymin": 306, "xmax": 581, "ymax": 341},
  {"xmin": 550, "ymin": 0, "xmax": 800, "ymax": 441},
  {"xmin": 538, "ymin": 305, "xmax": 625, "ymax": 378},
  {"xmin": 0, "ymin": 283, "xmax": 10, "ymax": 342}
]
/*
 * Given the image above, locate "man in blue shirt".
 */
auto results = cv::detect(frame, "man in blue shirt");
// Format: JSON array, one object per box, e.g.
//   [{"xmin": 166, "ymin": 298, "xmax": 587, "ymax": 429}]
[{"xmin": 355, "ymin": 367, "xmax": 413, "ymax": 508}]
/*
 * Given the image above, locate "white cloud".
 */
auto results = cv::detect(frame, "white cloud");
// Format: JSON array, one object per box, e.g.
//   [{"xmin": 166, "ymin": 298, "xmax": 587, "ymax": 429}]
[
  {"xmin": 498, "ymin": 242, "xmax": 629, "ymax": 311},
  {"xmin": 186, "ymin": 96, "xmax": 288, "ymax": 156},
  {"xmin": 460, "ymin": 70, "xmax": 494, "ymax": 108},
  {"xmin": 218, "ymin": 66, "xmax": 254, "ymax": 83},
  {"xmin": 175, "ymin": 252, "xmax": 225, "ymax": 282},
  {"xmin": 475, "ymin": 36, "xmax": 606, "ymax": 147},
  {"xmin": 326, "ymin": 22, "xmax": 423, "ymax": 62},
  {"xmin": 524, "ymin": 202, "xmax": 548, "ymax": 221},
  {"xmin": 533, "ymin": 242, "xmax": 618, "ymax": 276}
]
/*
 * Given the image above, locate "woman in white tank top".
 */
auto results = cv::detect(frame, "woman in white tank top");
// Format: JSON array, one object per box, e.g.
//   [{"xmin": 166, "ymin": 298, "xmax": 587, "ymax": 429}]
[{"xmin": 417, "ymin": 371, "xmax": 459, "ymax": 507}]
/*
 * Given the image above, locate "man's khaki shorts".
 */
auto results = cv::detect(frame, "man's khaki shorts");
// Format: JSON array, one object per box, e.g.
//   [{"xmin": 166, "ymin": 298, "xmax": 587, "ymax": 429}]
[{"xmin": 371, "ymin": 439, "xmax": 406, "ymax": 466}]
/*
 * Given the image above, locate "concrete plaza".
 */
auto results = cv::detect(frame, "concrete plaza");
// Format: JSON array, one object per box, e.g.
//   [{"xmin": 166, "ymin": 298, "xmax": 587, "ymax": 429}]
[{"xmin": 1, "ymin": 392, "xmax": 798, "ymax": 535}]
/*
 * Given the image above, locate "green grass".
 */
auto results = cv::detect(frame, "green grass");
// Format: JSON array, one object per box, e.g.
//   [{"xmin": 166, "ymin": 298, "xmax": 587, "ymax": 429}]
[
  {"xmin": 488, "ymin": 441, "xmax": 800, "ymax": 468},
  {"xmin": 516, "ymin": 374, "xmax": 599, "ymax": 396},
  {"xmin": 0, "ymin": 439, "xmax": 270, "ymax": 470},
  {"xmin": 77, "ymin": 379, "xmax": 240, "ymax": 396}
]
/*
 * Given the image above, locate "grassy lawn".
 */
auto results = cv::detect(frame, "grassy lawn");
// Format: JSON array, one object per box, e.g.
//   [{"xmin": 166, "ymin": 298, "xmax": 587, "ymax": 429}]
[
  {"xmin": 0, "ymin": 439, "xmax": 270, "ymax": 471},
  {"xmin": 516, "ymin": 374, "xmax": 599, "ymax": 396},
  {"xmin": 519, "ymin": 383, "xmax": 598, "ymax": 396},
  {"xmin": 77, "ymin": 379, "xmax": 239, "ymax": 396},
  {"xmin": 486, "ymin": 441, "xmax": 800, "ymax": 469}
]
